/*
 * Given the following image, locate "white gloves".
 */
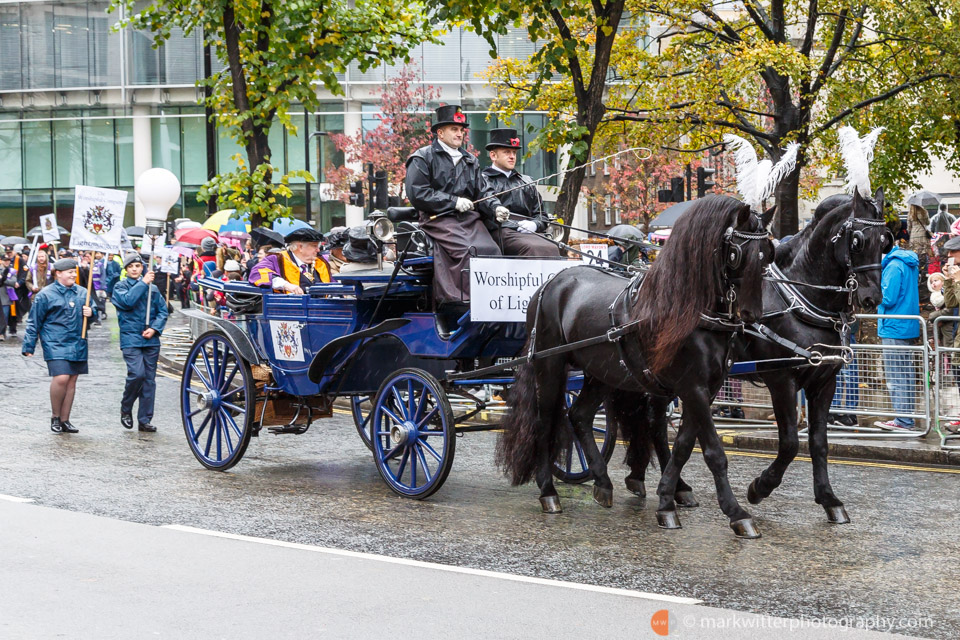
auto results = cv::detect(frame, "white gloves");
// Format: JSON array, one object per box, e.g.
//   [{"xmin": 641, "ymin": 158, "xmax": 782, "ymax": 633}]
[
  {"xmin": 455, "ymin": 197, "xmax": 474, "ymax": 212},
  {"xmin": 495, "ymin": 206, "xmax": 511, "ymax": 223},
  {"xmin": 517, "ymin": 220, "xmax": 537, "ymax": 234}
]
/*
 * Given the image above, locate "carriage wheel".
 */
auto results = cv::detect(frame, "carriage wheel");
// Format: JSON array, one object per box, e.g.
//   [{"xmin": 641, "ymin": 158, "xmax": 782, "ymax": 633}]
[
  {"xmin": 371, "ymin": 368, "xmax": 455, "ymax": 499},
  {"xmin": 351, "ymin": 395, "xmax": 374, "ymax": 451},
  {"xmin": 552, "ymin": 392, "xmax": 617, "ymax": 484},
  {"xmin": 181, "ymin": 331, "xmax": 255, "ymax": 471}
]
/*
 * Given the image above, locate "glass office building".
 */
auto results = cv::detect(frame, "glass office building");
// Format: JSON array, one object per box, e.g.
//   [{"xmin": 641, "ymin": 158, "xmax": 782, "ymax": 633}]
[{"xmin": 0, "ymin": 1, "xmax": 557, "ymax": 236}]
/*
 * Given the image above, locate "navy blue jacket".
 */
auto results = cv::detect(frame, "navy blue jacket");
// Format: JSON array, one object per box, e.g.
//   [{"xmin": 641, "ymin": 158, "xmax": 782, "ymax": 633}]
[
  {"xmin": 105, "ymin": 258, "xmax": 122, "ymax": 297},
  {"xmin": 22, "ymin": 281, "xmax": 97, "ymax": 361},
  {"xmin": 111, "ymin": 277, "xmax": 169, "ymax": 349}
]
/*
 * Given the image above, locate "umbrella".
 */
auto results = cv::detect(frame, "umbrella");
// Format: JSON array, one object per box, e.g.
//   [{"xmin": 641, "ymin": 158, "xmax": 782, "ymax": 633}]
[
  {"xmin": 2, "ymin": 236, "xmax": 27, "ymax": 246},
  {"xmin": 167, "ymin": 245, "xmax": 196, "ymax": 257},
  {"xmin": 250, "ymin": 226, "xmax": 285, "ymax": 249},
  {"xmin": 219, "ymin": 217, "xmax": 251, "ymax": 236},
  {"xmin": 202, "ymin": 209, "xmax": 250, "ymax": 231},
  {"xmin": 906, "ymin": 190, "xmax": 941, "ymax": 208},
  {"xmin": 125, "ymin": 225, "xmax": 145, "ymax": 237},
  {"xmin": 649, "ymin": 200, "xmax": 697, "ymax": 228},
  {"xmin": 119, "ymin": 229, "xmax": 134, "ymax": 251},
  {"xmin": 175, "ymin": 219, "xmax": 202, "ymax": 230},
  {"xmin": 26, "ymin": 224, "xmax": 69, "ymax": 238},
  {"xmin": 271, "ymin": 217, "xmax": 311, "ymax": 237},
  {"xmin": 174, "ymin": 227, "xmax": 217, "ymax": 245}
]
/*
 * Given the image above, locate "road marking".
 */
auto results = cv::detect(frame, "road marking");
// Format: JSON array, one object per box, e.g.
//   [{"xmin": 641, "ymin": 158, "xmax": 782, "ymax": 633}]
[
  {"xmin": 162, "ymin": 524, "xmax": 701, "ymax": 605},
  {"xmin": 0, "ymin": 494, "xmax": 34, "ymax": 503}
]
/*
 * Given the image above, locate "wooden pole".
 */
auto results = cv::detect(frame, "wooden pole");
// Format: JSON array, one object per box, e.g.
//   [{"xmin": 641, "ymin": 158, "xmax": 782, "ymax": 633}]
[{"xmin": 81, "ymin": 262, "xmax": 94, "ymax": 339}]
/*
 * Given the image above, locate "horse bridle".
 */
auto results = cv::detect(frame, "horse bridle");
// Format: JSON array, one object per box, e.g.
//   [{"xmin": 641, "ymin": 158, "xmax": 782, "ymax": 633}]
[
  {"xmin": 830, "ymin": 215, "xmax": 891, "ymax": 306},
  {"xmin": 716, "ymin": 224, "xmax": 771, "ymax": 319}
]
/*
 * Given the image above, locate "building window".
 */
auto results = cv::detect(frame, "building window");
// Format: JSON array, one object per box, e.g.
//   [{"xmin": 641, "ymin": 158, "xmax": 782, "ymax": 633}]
[
  {"xmin": 589, "ymin": 200, "xmax": 597, "ymax": 224},
  {"xmin": 588, "ymin": 157, "xmax": 596, "ymax": 177},
  {"xmin": 614, "ymin": 204, "xmax": 622, "ymax": 225},
  {"xmin": 604, "ymin": 195, "xmax": 612, "ymax": 225}
]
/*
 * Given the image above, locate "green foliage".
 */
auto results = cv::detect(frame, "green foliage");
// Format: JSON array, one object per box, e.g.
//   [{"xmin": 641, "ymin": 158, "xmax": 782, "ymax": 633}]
[
  {"xmin": 197, "ymin": 155, "xmax": 311, "ymax": 226},
  {"xmin": 110, "ymin": 0, "xmax": 435, "ymax": 223}
]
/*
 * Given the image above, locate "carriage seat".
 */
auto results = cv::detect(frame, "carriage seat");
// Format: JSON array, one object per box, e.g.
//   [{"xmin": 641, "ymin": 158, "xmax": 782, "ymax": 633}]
[{"xmin": 386, "ymin": 206, "xmax": 419, "ymax": 223}]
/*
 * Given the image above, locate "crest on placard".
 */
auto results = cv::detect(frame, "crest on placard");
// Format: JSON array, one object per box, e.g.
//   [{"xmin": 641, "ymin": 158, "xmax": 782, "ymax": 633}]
[{"xmin": 82, "ymin": 204, "xmax": 115, "ymax": 236}]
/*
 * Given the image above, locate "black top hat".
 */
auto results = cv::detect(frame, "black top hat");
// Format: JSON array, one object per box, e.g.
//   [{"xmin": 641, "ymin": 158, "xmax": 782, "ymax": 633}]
[
  {"xmin": 284, "ymin": 227, "xmax": 324, "ymax": 244},
  {"xmin": 431, "ymin": 105, "xmax": 469, "ymax": 133},
  {"xmin": 485, "ymin": 128, "xmax": 521, "ymax": 151}
]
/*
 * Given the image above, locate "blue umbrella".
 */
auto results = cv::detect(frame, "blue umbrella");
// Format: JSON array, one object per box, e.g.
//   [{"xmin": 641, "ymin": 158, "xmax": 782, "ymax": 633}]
[
  {"xmin": 219, "ymin": 217, "xmax": 250, "ymax": 235},
  {"xmin": 271, "ymin": 217, "xmax": 311, "ymax": 237}
]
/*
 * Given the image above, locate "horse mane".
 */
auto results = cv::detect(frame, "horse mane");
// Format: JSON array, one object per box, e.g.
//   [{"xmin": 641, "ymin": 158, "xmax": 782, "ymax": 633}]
[{"xmin": 636, "ymin": 195, "xmax": 751, "ymax": 373}]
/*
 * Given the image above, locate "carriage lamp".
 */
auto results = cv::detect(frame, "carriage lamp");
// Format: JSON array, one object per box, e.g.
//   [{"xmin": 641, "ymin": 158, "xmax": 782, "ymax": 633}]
[
  {"xmin": 370, "ymin": 216, "xmax": 394, "ymax": 243},
  {"xmin": 136, "ymin": 167, "xmax": 181, "ymax": 325}
]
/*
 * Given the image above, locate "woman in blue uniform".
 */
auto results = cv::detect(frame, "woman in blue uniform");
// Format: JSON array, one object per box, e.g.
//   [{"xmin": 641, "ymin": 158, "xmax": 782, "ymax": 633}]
[{"xmin": 21, "ymin": 258, "xmax": 98, "ymax": 434}]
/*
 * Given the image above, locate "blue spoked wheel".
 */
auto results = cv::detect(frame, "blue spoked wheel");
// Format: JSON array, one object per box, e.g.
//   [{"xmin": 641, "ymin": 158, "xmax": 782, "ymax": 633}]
[
  {"xmin": 371, "ymin": 368, "xmax": 455, "ymax": 499},
  {"xmin": 181, "ymin": 331, "xmax": 255, "ymax": 471},
  {"xmin": 351, "ymin": 395, "xmax": 374, "ymax": 451},
  {"xmin": 552, "ymin": 392, "xmax": 617, "ymax": 484}
]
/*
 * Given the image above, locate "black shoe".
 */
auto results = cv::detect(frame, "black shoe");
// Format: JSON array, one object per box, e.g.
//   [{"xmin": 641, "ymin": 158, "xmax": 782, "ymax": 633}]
[
  {"xmin": 731, "ymin": 407, "xmax": 745, "ymax": 420},
  {"xmin": 50, "ymin": 417, "xmax": 62, "ymax": 433},
  {"xmin": 840, "ymin": 414, "xmax": 859, "ymax": 427},
  {"xmin": 60, "ymin": 420, "xmax": 78, "ymax": 433},
  {"xmin": 121, "ymin": 413, "xmax": 133, "ymax": 429},
  {"xmin": 138, "ymin": 422, "xmax": 156, "ymax": 432}
]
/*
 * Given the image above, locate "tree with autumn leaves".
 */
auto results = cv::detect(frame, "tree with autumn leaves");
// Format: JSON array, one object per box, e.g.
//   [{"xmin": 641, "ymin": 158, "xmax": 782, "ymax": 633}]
[
  {"xmin": 323, "ymin": 66, "xmax": 439, "ymax": 206},
  {"xmin": 110, "ymin": 0, "xmax": 435, "ymax": 227},
  {"xmin": 441, "ymin": 0, "xmax": 960, "ymax": 236}
]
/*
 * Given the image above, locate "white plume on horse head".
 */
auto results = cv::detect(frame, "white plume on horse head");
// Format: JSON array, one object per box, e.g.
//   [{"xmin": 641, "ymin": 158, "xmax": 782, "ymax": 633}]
[
  {"xmin": 838, "ymin": 125, "xmax": 884, "ymax": 197},
  {"xmin": 723, "ymin": 134, "xmax": 799, "ymax": 212}
]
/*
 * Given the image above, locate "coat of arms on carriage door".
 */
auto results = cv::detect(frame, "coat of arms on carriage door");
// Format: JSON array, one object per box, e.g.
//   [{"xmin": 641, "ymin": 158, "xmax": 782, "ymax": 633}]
[{"xmin": 269, "ymin": 321, "xmax": 305, "ymax": 362}]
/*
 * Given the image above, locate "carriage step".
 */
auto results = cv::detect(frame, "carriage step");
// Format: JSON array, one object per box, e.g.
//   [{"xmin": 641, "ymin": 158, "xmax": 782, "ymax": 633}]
[{"xmin": 267, "ymin": 424, "xmax": 310, "ymax": 435}]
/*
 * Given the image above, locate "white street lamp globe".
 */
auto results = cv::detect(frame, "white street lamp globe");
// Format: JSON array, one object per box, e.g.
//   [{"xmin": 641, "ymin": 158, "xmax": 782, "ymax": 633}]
[{"xmin": 137, "ymin": 168, "xmax": 181, "ymax": 235}]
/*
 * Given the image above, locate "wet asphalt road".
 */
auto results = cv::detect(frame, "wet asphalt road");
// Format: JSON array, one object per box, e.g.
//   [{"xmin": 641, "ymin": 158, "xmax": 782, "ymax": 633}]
[{"xmin": 0, "ymin": 312, "xmax": 955, "ymax": 638}]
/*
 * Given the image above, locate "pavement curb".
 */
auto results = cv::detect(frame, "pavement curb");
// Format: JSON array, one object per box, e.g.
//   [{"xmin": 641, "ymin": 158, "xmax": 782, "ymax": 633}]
[{"xmin": 721, "ymin": 431, "xmax": 960, "ymax": 467}]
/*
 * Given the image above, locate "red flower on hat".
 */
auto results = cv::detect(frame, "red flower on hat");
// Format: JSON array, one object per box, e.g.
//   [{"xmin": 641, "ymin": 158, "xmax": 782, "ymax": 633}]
[
  {"xmin": 453, "ymin": 112, "xmax": 466, "ymax": 123},
  {"xmin": 510, "ymin": 137, "xmax": 520, "ymax": 147}
]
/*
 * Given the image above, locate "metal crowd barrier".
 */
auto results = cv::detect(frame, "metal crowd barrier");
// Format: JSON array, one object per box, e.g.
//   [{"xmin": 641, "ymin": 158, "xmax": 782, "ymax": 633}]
[
  {"xmin": 933, "ymin": 315, "xmax": 960, "ymax": 450},
  {"xmin": 708, "ymin": 314, "xmax": 933, "ymax": 440}
]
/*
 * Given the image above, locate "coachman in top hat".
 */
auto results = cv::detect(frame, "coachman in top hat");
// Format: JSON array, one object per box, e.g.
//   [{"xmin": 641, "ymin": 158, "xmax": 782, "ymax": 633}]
[
  {"xmin": 481, "ymin": 128, "xmax": 561, "ymax": 257},
  {"xmin": 404, "ymin": 105, "xmax": 510, "ymax": 305}
]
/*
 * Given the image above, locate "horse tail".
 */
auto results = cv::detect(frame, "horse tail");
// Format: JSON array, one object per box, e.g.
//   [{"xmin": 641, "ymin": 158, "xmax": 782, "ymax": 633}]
[{"xmin": 496, "ymin": 358, "xmax": 545, "ymax": 486}]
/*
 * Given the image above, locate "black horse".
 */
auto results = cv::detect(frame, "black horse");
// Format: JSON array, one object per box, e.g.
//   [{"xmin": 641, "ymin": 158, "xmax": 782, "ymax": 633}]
[
  {"xmin": 619, "ymin": 188, "xmax": 888, "ymax": 527},
  {"xmin": 496, "ymin": 195, "xmax": 774, "ymax": 538}
]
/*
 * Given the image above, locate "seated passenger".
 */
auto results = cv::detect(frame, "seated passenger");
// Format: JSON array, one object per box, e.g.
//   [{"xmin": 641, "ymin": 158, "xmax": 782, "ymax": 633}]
[
  {"xmin": 481, "ymin": 128, "xmax": 561, "ymax": 257},
  {"xmin": 248, "ymin": 227, "xmax": 331, "ymax": 294}
]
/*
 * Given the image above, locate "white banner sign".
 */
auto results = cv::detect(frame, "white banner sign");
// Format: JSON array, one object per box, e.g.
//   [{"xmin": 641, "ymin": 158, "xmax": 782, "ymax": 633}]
[
  {"xmin": 69, "ymin": 185, "xmax": 127, "ymax": 254},
  {"xmin": 39, "ymin": 213, "xmax": 60, "ymax": 243},
  {"xmin": 269, "ymin": 320, "xmax": 305, "ymax": 362},
  {"xmin": 470, "ymin": 257, "xmax": 579, "ymax": 322},
  {"xmin": 159, "ymin": 250, "xmax": 181, "ymax": 275},
  {"xmin": 141, "ymin": 233, "xmax": 166, "ymax": 255},
  {"xmin": 579, "ymin": 243, "xmax": 609, "ymax": 267}
]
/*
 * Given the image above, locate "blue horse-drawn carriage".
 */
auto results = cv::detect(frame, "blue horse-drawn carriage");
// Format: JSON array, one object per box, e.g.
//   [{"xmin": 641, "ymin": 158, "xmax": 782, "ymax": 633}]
[{"xmin": 179, "ymin": 209, "xmax": 616, "ymax": 499}]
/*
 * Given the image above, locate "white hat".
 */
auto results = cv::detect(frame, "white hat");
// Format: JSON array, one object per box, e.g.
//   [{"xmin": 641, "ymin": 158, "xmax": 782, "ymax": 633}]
[{"xmin": 223, "ymin": 259, "xmax": 241, "ymax": 272}]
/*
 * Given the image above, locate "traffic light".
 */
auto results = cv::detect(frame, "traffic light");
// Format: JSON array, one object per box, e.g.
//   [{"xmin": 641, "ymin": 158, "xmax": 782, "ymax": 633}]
[
  {"xmin": 349, "ymin": 180, "xmax": 364, "ymax": 207},
  {"xmin": 670, "ymin": 177, "xmax": 684, "ymax": 202},
  {"xmin": 372, "ymin": 170, "xmax": 388, "ymax": 210},
  {"xmin": 697, "ymin": 166, "xmax": 716, "ymax": 198}
]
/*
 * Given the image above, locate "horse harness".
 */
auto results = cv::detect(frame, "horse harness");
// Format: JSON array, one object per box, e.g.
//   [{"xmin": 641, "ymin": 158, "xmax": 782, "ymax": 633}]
[{"xmin": 743, "ymin": 214, "xmax": 889, "ymax": 368}]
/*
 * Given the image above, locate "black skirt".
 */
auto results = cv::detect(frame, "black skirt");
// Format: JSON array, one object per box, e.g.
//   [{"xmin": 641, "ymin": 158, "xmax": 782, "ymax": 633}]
[{"xmin": 47, "ymin": 359, "xmax": 89, "ymax": 376}]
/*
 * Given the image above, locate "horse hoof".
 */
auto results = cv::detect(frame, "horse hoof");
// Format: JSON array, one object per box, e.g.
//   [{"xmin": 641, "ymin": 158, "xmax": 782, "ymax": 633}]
[
  {"xmin": 747, "ymin": 478, "xmax": 763, "ymax": 505},
  {"xmin": 593, "ymin": 485, "xmax": 613, "ymax": 508},
  {"xmin": 675, "ymin": 490, "xmax": 699, "ymax": 508},
  {"xmin": 656, "ymin": 510, "xmax": 682, "ymax": 529},
  {"xmin": 824, "ymin": 505, "xmax": 850, "ymax": 524},
  {"xmin": 540, "ymin": 495, "xmax": 562, "ymax": 514},
  {"xmin": 624, "ymin": 478, "xmax": 646, "ymax": 498},
  {"xmin": 730, "ymin": 517, "xmax": 762, "ymax": 539}
]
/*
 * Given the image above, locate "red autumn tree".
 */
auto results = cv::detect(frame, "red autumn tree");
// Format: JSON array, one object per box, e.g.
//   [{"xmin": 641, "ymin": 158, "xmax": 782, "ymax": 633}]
[
  {"xmin": 324, "ymin": 65, "xmax": 439, "ymax": 205},
  {"xmin": 582, "ymin": 148, "xmax": 732, "ymax": 230}
]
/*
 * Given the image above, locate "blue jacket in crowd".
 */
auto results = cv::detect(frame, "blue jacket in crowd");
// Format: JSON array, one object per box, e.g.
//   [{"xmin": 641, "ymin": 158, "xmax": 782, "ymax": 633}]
[
  {"xmin": 878, "ymin": 246, "xmax": 920, "ymax": 340},
  {"xmin": 21, "ymin": 281, "xmax": 98, "ymax": 361},
  {"xmin": 105, "ymin": 258, "xmax": 122, "ymax": 297},
  {"xmin": 111, "ymin": 277, "xmax": 168, "ymax": 349}
]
